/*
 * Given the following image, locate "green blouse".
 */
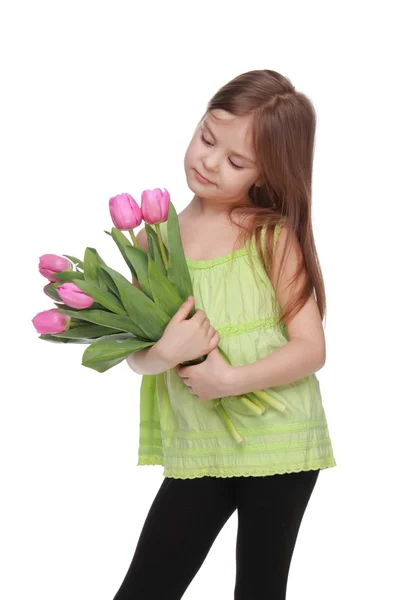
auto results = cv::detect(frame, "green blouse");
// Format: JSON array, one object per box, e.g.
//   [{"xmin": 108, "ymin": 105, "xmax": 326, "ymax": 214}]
[{"xmin": 137, "ymin": 220, "xmax": 336, "ymax": 478}]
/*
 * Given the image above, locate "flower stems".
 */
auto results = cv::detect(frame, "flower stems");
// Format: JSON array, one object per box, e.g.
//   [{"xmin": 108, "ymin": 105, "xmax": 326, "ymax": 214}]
[
  {"xmin": 248, "ymin": 390, "xmax": 286, "ymax": 412},
  {"xmin": 212, "ymin": 399, "xmax": 244, "ymax": 445},
  {"xmin": 128, "ymin": 229, "xmax": 137, "ymax": 246},
  {"xmin": 154, "ymin": 222, "xmax": 169, "ymax": 270},
  {"xmin": 238, "ymin": 395, "xmax": 264, "ymax": 415}
]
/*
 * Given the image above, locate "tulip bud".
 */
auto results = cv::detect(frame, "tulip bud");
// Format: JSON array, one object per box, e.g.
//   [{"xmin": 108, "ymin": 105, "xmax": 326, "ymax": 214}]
[
  {"xmin": 32, "ymin": 309, "xmax": 71, "ymax": 334},
  {"xmin": 57, "ymin": 282, "xmax": 94, "ymax": 309},
  {"xmin": 109, "ymin": 193, "xmax": 142, "ymax": 230},
  {"xmin": 39, "ymin": 254, "xmax": 73, "ymax": 282},
  {"xmin": 141, "ymin": 188, "xmax": 170, "ymax": 225}
]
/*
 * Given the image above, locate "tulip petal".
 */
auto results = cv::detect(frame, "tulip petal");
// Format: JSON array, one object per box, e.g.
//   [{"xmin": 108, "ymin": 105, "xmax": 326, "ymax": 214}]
[
  {"xmin": 32, "ymin": 308, "xmax": 70, "ymax": 334},
  {"xmin": 72, "ymin": 279, "xmax": 126, "ymax": 315},
  {"xmin": 57, "ymin": 282, "xmax": 94, "ymax": 309},
  {"xmin": 159, "ymin": 188, "xmax": 171, "ymax": 221},
  {"xmin": 109, "ymin": 193, "xmax": 141, "ymax": 230}
]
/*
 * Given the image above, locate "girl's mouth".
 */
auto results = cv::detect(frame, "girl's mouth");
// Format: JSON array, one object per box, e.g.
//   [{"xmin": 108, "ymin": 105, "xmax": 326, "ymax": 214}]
[{"xmin": 194, "ymin": 169, "xmax": 213, "ymax": 184}]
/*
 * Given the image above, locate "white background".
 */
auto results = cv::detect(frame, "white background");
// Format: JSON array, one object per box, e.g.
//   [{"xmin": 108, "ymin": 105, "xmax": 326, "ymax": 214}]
[{"xmin": 1, "ymin": 1, "xmax": 398, "ymax": 598}]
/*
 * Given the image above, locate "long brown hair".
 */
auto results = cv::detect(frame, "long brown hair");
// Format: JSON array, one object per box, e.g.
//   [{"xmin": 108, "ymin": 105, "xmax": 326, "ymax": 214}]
[{"xmin": 194, "ymin": 69, "xmax": 326, "ymax": 327}]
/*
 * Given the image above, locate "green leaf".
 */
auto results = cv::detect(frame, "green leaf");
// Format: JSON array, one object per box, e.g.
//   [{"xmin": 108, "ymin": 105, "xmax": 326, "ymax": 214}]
[
  {"xmin": 109, "ymin": 228, "xmax": 136, "ymax": 276},
  {"xmin": 124, "ymin": 245, "xmax": 153, "ymax": 297},
  {"xmin": 99, "ymin": 268, "xmax": 119, "ymax": 296},
  {"xmin": 55, "ymin": 308, "xmax": 145, "ymax": 335},
  {"xmin": 54, "ymin": 324, "xmax": 123, "ymax": 339},
  {"xmin": 163, "ymin": 202, "xmax": 193, "ymax": 303},
  {"xmin": 39, "ymin": 333, "xmax": 71, "ymax": 344},
  {"xmin": 44, "ymin": 284, "xmax": 62, "ymax": 302},
  {"xmin": 83, "ymin": 247, "xmax": 108, "ymax": 291},
  {"xmin": 39, "ymin": 331, "xmax": 134, "ymax": 345},
  {"xmin": 52, "ymin": 270, "xmax": 85, "ymax": 282},
  {"xmin": 72, "ymin": 279, "xmax": 126, "ymax": 315},
  {"xmin": 99, "ymin": 265, "xmax": 170, "ymax": 338},
  {"xmin": 146, "ymin": 223, "xmax": 168, "ymax": 276},
  {"xmin": 147, "ymin": 256, "xmax": 183, "ymax": 317},
  {"xmin": 82, "ymin": 337, "xmax": 155, "ymax": 372},
  {"xmin": 63, "ymin": 255, "xmax": 83, "ymax": 269},
  {"xmin": 53, "ymin": 300, "xmax": 110, "ymax": 312}
]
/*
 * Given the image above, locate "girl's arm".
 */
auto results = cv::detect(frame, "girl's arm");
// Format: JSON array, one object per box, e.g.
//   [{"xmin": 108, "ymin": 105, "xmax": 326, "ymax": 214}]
[
  {"xmin": 126, "ymin": 343, "xmax": 175, "ymax": 375},
  {"xmin": 226, "ymin": 225, "xmax": 325, "ymax": 395}
]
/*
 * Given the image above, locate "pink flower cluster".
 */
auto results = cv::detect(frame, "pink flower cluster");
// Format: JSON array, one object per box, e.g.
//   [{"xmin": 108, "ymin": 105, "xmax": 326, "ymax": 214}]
[
  {"xmin": 32, "ymin": 188, "xmax": 171, "ymax": 335},
  {"xmin": 109, "ymin": 189, "xmax": 170, "ymax": 230}
]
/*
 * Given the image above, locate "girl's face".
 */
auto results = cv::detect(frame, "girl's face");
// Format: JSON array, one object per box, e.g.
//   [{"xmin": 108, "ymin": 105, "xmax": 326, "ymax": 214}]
[{"xmin": 184, "ymin": 109, "xmax": 262, "ymax": 206}]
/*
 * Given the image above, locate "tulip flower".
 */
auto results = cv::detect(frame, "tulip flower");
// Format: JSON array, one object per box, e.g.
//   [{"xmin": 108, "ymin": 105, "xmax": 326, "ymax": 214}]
[
  {"xmin": 39, "ymin": 254, "xmax": 72, "ymax": 282},
  {"xmin": 141, "ymin": 188, "xmax": 170, "ymax": 224},
  {"xmin": 32, "ymin": 309, "xmax": 71, "ymax": 334},
  {"xmin": 57, "ymin": 282, "xmax": 94, "ymax": 309},
  {"xmin": 109, "ymin": 192, "xmax": 142, "ymax": 229},
  {"xmin": 141, "ymin": 188, "xmax": 171, "ymax": 268}
]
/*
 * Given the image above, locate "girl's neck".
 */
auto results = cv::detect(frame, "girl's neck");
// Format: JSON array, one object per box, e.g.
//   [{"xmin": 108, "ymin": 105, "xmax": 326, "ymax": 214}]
[{"xmin": 188, "ymin": 194, "xmax": 250, "ymax": 223}]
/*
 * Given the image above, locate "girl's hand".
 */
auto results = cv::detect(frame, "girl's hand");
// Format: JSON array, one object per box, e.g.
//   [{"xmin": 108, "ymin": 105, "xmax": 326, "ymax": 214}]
[
  {"xmin": 176, "ymin": 347, "xmax": 233, "ymax": 402},
  {"xmin": 158, "ymin": 296, "xmax": 220, "ymax": 367}
]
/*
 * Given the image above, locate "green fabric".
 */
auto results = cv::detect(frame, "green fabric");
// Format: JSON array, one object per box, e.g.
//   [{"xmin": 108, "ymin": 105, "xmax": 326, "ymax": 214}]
[{"xmin": 137, "ymin": 220, "xmax": 336, "ymax": 478}]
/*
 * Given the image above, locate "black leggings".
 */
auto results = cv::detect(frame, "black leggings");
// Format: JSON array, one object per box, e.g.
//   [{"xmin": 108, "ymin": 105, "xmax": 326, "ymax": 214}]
[{"xmin": 112, "ymin": 469, "xmax": 320, "ymax": 600}]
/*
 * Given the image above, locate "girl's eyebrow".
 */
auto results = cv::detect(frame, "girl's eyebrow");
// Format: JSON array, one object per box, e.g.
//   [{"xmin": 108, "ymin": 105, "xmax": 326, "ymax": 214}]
[{"xmin": 203, "ymin": 119, "xmax": 255, "ymax": 164}]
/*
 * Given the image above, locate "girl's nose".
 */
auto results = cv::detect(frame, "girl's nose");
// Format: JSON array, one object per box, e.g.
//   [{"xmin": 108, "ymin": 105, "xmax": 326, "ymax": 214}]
[{"xmin": 202, "ymin": 152, "xmax": 220, "ymax": 174}]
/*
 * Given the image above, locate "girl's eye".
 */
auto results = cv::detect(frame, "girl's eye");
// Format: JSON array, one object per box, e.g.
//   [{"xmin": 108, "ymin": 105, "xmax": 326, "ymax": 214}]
[
  {"xmin": 229, "ymin": 159, "xmax": 243, "ymax": 170},
  {"xmin": 200, "ymin": 134, "xmax": 213, "ymax": 147},
  {"xmin": 200, "ymin": 134, "xmax": 244, "ymax": 171}
]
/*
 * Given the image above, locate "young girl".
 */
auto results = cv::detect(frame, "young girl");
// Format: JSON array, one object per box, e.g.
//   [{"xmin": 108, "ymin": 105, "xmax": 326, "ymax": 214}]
[{"xmin": 113, "ymin": 69, "xmax": 336, "ymax": 600}]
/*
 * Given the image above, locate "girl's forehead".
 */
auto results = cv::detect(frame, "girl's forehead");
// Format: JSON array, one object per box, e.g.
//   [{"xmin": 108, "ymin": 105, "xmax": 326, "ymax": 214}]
[
  {"xmin": 206, "ymin": 109, "xmax": 255, "ymax": 148},
  {"xmin": 209, "ymin": 108, "xmax": 234, "ymax": 122},
  {"xmin": 209, "ymin": 108, "xmax": 253, "ymax": 122}
]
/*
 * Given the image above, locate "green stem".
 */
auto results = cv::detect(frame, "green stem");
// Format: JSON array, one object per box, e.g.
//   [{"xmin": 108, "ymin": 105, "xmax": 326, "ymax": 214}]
[
  {"xmin": 154, "ymin": 222, "xmax": 169, "ymax": 270},
  {"xmin": 239, "ymin": 396, "xmax": 264, "ymax": 415},
  {"xmin": 212, "ymin": 399, "xmax": 244, "ymax": 444},
  {"xmin": 243, "ymin": 394, "xmax": 266, "ymax": 413},
  {"xmin": 128, "ymin": 229, "xmax": 137, "ymax": 246},
  {"xmin": 248, "ymin": 390, "xmax": 287, "ymax": 413}
]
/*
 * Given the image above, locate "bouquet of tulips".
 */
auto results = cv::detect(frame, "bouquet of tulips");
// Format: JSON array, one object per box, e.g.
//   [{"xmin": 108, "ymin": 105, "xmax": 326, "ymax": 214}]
[{"xmin": 32, "ymin": 189, "xmax": 286, "ymax": 444}]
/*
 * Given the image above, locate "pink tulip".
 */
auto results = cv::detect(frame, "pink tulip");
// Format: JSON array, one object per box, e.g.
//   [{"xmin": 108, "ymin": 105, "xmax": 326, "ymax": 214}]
[
  {"xmin": 32, "ymin": 309, "xmax": 71, "ymax": 334},
  {"xmin": 57, "ymin": 282, "xmax": 94, "ymax": 309},
  {"xmin": 39, "ymin": 254, "xmax": 73, "ymax": 282},
  {"xmin": 109, "ymin": 193, "xmax": 142, "ymax": 230},
  {"xmin": 141, "ymin": 188, "xmax": 170, "ymax": 224}
]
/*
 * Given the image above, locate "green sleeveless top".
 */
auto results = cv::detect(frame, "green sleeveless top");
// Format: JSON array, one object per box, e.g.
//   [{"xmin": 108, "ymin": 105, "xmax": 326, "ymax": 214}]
[{"xmin": 137, "ymin": 219, "xmax": 336, "ymax": 478}]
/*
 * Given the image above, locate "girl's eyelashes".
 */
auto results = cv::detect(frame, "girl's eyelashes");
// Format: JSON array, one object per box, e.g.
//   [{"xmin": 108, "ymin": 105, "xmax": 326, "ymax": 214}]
[{"xmin": 200, "ymin": 134, "xmax": 244, "ymax": 170}]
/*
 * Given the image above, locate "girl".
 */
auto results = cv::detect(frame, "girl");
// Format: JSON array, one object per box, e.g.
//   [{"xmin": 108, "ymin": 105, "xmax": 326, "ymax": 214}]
[{"xmin": 113, "ymin": 69, "xmax": 336, "ymax": 600}]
